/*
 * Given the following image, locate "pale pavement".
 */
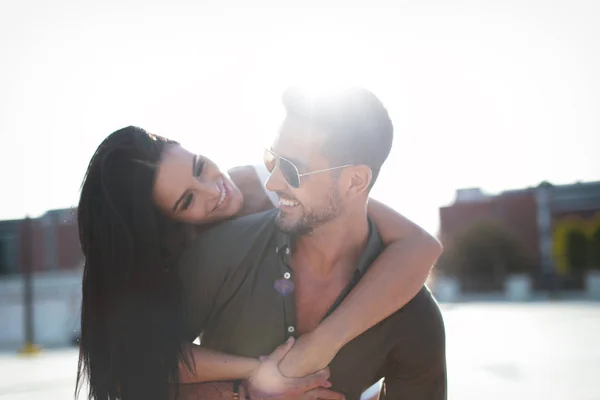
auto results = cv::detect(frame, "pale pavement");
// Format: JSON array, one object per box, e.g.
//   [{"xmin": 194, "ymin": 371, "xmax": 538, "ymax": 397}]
[{"xmin": 1, "ymin": 302, "xmax": 598, "ymax": 400}]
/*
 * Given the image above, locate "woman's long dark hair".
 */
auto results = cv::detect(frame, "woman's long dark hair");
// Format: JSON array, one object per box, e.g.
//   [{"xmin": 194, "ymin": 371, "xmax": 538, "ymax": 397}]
[{"xmin": 76, "ymin": 126, "xmax": 192, "ymax": 400}]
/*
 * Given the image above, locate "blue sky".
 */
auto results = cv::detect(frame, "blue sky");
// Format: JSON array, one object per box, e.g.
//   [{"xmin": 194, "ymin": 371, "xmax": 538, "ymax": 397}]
[{"xmin": 1, "ymin": 0, "xmax": 599, "ymax": 234}]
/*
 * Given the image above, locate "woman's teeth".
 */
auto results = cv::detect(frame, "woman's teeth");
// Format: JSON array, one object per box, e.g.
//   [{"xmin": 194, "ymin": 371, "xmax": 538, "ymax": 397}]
[{"xmin": 217, "ymin": 181, "xmax": 227, "ymax": 206}]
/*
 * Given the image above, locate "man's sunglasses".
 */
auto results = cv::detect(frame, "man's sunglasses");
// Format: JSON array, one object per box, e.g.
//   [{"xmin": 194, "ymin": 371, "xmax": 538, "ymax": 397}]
[{"xmin": 263, "ymin": 148, "xmax": 352, "ymax": 188}]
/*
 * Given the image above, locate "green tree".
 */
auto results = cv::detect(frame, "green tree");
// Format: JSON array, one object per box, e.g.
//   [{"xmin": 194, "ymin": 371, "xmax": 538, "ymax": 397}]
[
  {"xmin": 589, "ymin": 227, "xmax": 600, "ymax": 270},
  {"xmin": 438, "ymin": 220, "xmax": 532, "ymax": 292},
  {"xmin": 565, "ymin": 229, "xmax": 589, "ymax": 274}
]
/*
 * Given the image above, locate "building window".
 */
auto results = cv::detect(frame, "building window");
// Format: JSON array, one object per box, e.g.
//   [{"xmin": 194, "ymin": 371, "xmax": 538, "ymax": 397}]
[{"xmin": 0, "ymin": 235, "xmax": 17, "ymax": 276}]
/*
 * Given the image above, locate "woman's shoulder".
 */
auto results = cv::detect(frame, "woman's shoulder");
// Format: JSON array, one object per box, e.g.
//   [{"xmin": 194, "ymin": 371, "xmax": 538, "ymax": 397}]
[
  {"xmin": 177, "ymin": 209, "xmax": 278, "ymax": 285},
  {"xmin": 211, "ymin": 209, "xmax": 278, "ymax": 249},
  {"xmin": 212, "ymin": 208, "xmax": 278, "ymax": 234},
  {"xmin": 228, "ymin": 164, "xmax": 278, "ymax": 209},
  {"xmin": 181, "ymin": 209, "xmax": 278, "ymax": 260}
]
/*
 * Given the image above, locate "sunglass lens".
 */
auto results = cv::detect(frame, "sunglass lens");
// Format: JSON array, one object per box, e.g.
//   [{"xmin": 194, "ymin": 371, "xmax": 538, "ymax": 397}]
[{"xmin": 279, "ymin": 158, "xmax": 300, "ymax": 188}]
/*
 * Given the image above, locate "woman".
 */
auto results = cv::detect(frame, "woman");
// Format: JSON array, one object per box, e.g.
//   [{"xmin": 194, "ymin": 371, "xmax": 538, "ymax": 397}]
[{"xmin": 76, "ymin": 126, "xmax": 441, "ymax": 400}]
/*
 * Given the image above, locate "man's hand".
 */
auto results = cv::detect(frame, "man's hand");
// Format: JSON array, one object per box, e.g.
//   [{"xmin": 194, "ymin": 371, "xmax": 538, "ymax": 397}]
[
  {"xmin": 246, "ymin": 386, "xmax": 345, "ymax": 400},
  {"xmin": 278, "ymin": 331, "xmax": 338, "ymax": 378},
  {"xmin": 246, "ymin": 337, "xmax": 334, "ymax": 399},
  {"xmin": 297, "ymin": 388, "xmax": 346, "ymax": 399}
]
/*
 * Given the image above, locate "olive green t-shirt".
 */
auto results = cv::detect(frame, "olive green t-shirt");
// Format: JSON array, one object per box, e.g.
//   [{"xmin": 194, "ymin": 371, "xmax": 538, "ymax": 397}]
[{"xmin": 178, "ymin": 209, "xmax": 446, "ymax": 400}]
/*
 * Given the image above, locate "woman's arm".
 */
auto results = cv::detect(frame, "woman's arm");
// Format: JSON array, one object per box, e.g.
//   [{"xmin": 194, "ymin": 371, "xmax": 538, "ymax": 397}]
[
  {"xmin": 178, "ymin": 343, "xmax": 259, "ymax": 384},
  {"xmin": 177, "ymin": 338, "xmax": 331, "ymax": 398},
  {"xmin": 177, "ymin": 339, "xmax": 331, "ymax": 391},
  {"xmin": 177, "ymin": 166, "xmax": 271, "ymax": 385},
  {"xmin": 322, "ymin": 199, "xmax": 443, "ymax": 344},
  {"xmin": 227, "ymin": 164, "xmax": 442, "ymax": 375},
  {"xmin": 278, "ymin": 199, "xmax": 443, "ymax": 377}
]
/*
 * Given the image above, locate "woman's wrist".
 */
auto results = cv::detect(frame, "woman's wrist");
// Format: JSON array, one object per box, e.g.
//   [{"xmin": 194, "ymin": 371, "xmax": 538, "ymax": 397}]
[
  {"xmin": 242, "ymin": 358, "xmax": 261, "ymax": 379},
  {"xmin": 307, "ymin": 323, "xmax": 347, "ymax": 355}
]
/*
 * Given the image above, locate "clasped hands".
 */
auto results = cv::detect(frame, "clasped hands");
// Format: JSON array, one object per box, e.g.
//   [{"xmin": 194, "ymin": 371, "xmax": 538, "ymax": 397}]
[{"xmin": 243, "ymin": 335, "xmax": 345, "ymax": 400}]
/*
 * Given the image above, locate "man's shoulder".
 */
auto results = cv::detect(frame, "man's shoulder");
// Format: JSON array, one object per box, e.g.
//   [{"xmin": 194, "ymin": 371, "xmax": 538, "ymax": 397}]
[
  {"xmin": 390, "ymin": 287, "xmax": 445, "ymax": 333},
  {"xmin": 400, "ymin": 286, "xmax": 440, "ymax": 314}
]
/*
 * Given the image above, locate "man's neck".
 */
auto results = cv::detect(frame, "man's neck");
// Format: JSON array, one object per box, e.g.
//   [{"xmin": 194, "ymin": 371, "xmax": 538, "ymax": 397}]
[{"xmin": 293, "ymin": 209, "xmax": 369, "ymax": 278}]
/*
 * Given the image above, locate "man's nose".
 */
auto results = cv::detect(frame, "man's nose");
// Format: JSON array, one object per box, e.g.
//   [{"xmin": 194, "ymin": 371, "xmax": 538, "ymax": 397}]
[{"xmin": 265, "ymin": 164, "xmax": 288, "ymax": 193}]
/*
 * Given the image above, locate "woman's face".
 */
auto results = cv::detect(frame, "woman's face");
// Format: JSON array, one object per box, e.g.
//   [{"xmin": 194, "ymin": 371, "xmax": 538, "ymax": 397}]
[{"xmin": 153, "ymin": 144, "xmax": 244, "ymax": 223}]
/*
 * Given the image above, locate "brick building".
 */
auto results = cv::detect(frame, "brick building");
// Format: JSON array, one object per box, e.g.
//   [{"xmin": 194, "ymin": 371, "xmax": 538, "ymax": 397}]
[
  {"xmin": 439, "ymin": 181, "xmax": 600, "ymax": 289},
  {"xmin": 2, "ymin": 183, "xmax": 599, "ymax": 284},
  {"xmin": 0, "ymin": 208, "xmax": 82, "ymax": 276}
]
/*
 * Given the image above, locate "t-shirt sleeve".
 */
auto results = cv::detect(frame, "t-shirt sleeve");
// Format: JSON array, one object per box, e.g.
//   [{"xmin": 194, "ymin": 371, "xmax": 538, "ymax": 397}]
[
  {"xmin": 177, "ymin": 210, "xmax": 277, "ymax": 341},
  {"xmin": 380, "ymin": 288, "xmax": 447, "ymax": 399}
]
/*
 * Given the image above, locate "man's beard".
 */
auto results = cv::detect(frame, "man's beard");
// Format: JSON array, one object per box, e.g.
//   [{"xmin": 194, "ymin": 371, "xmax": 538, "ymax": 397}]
[{"xmin": 275, "ymin": 186, "xmax": 343, "ymax": 236}]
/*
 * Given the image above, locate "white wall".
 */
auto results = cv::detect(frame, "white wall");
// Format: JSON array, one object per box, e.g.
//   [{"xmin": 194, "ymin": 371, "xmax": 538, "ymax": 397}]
[{"xmin": 0, "ymin": 269, "xmax": 82, "ymax": 348}]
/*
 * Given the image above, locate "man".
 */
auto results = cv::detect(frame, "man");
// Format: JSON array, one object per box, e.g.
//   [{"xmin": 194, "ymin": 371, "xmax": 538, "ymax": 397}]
[{"xmin": 178, "ymin": 87, "xmax": 446, "ymax": 399}]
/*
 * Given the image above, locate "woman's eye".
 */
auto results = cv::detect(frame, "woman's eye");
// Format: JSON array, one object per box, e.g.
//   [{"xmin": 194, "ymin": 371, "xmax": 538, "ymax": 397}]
[
  {"xmin": 195, "ymin": 157, "xmax": 205, "ymax": 177},
  {"xmin": 182, "ymin": 193, "xmax": 194, "ymax": 210}
]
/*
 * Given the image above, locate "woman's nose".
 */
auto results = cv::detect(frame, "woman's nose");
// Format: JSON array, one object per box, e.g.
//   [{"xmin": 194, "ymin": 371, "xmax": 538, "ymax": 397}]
[{"xmin": 196, "ymin": 179, "xmax": 221, "ymax": 198}]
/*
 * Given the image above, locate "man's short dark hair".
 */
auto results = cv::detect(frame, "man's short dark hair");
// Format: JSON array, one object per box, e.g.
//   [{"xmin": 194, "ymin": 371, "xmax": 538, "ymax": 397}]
[{"xmin": 282, "ymin": 86, "xmax": 393, "ymax": 189}]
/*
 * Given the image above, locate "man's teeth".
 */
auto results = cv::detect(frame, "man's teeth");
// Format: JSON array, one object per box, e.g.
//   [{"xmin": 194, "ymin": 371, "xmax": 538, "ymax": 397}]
[{"xmin": 279, "ymin": 198, "xmax": 299, "ymax": 207}]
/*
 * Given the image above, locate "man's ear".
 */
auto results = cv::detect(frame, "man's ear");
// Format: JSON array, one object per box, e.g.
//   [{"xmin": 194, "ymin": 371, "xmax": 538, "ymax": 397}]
[{"xmin": 345, "ymin": 165, "xmax": 372, "ymax": 196}]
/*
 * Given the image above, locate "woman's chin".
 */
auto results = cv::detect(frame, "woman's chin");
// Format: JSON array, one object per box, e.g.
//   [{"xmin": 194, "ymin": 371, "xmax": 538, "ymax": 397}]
[
  {"xmin": 227, "ymin": 191, "xmax": 244, "ymax": 217},
  {"xmin": 211, "ymin": 192, "xmax": 244, "ymax": 222}
]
